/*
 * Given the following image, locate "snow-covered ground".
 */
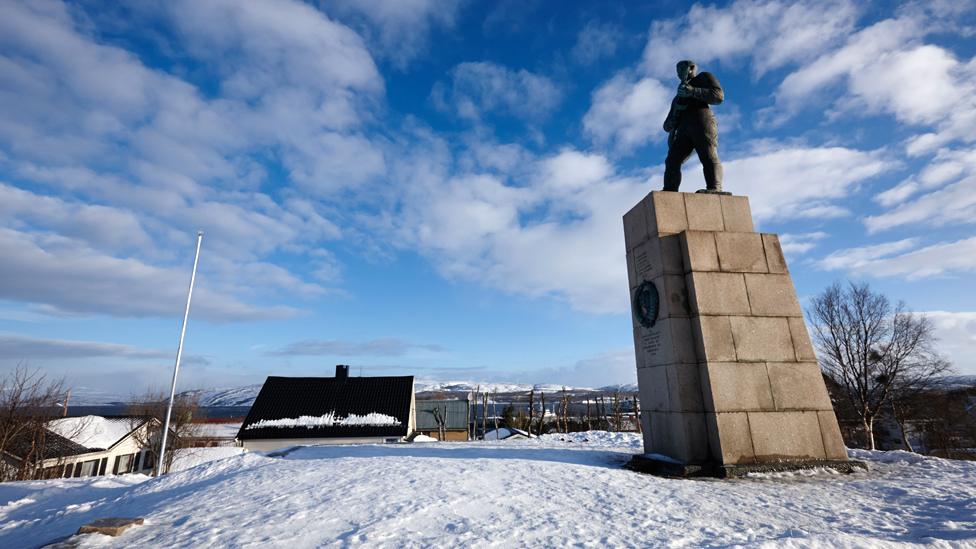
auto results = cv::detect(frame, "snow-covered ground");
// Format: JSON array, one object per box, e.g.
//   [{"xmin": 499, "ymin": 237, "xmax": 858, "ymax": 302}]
[{"xmin": 1, "ymin": 432, "xmax": 974, "ymax": 548}]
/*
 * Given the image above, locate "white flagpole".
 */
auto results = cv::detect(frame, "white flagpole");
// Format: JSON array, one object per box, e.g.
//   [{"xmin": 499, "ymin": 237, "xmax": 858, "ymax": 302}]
[{"xmin": 156, "ymin": 231, "xmax": 203, "ymax": 477}]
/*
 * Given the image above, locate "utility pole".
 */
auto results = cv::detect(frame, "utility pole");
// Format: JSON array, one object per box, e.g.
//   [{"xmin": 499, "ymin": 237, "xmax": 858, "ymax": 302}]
[{"xmin": 156, "ymin": 231, "xmax": 203, "ymax": 477}]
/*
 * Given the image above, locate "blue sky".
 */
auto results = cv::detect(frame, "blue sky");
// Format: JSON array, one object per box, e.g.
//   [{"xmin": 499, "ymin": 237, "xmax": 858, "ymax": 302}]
[{"xmin": 1, "ymin": 0, "xmax": 975, "ymax": 395}]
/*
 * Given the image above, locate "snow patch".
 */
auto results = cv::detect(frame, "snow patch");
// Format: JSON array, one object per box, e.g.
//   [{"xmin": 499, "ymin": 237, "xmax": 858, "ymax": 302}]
[
  {"xmin": 0, "ymin": 432, "xmax": 974, "ymax": 547},
  {"xmin": 246, "ymin": 412, "xmax": 402, "ymax": 430}
]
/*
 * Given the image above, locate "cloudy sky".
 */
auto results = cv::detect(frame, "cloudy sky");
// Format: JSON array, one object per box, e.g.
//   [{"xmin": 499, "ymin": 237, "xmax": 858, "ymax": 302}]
[{"xmin": 1, "ymin": 0, "xmax": 975, "ymax": 395}]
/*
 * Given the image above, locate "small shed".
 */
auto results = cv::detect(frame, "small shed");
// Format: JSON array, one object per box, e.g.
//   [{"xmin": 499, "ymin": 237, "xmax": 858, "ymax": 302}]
[
  {"xmin": 237, "ymin": 366, "xmax": 416, "ymax": 451},
  {"xmin": 415, "ymin": 399, "xmax": 470, "ymax": 441}
]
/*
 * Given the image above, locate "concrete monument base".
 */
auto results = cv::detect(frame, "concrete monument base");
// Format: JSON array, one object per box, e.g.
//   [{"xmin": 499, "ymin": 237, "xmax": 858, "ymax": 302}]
[{"xmin": 623, "ymin": 191, "xmax": 864, "ymax": 477}]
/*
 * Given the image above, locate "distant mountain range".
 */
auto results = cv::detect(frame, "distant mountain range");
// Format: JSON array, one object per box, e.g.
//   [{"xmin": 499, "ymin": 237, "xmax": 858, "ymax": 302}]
[
  {"xmin": 184, "ymin": 380, "xmax": 640, "ymax": 407},
  {"xmin": 64, "ymin": 380, "xmax": 640, "ymax": 407},
  {"xmin": 64, "ymin": 374, "xmax": 975, "ymax": 408}
]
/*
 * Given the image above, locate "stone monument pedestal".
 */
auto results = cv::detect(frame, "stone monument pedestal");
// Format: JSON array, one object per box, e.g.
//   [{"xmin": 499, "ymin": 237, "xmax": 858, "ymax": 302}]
[{"xmin": 623, "ymin": 191, "xmax": 863, "ymax": 478}]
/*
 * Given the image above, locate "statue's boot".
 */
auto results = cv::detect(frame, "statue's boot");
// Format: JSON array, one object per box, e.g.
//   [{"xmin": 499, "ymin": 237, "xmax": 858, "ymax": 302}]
[{"xmin": 697, "ymin": 159, "xmax": 729, "ymax": 194}]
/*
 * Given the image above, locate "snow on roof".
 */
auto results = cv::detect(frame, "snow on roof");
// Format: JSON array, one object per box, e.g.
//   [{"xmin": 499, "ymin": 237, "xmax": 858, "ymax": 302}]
[
  {"xmin": 245, "ymin": 412, "xmax": 401, "ymax": 430},
  {"xmin": 47, "ymin": 416, "xmax": 139, "ymax": 450}
]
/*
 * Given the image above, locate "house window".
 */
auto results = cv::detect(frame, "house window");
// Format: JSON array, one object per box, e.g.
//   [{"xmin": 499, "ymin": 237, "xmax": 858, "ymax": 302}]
[
  {"xmin": 73, "ymin": 462, "xmax": 83, "ymax": 477},
  {"xmin": 115, "ymin": 453, "xmax": 133, "ymax": 475},
  {"xmin": 98, "ymin": 457, "xmax": 108, "ymax": 476},
  {"xmin": 133, "ymin": 451, "xmax": 142, "ymax": 471},
  {"xmin": 80, "ymin": 459, "xmax": 98, "ymax": 477}
]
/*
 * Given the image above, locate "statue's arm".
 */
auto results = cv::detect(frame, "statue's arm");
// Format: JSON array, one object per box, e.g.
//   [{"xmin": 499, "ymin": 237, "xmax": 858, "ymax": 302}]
[
  {"xmin": 663, "ymin": 98, "xmax": 678, "ymax": 132},
  {"xmin": 690, "ymin": 72, "xmax": 724, "ymax": 105}
]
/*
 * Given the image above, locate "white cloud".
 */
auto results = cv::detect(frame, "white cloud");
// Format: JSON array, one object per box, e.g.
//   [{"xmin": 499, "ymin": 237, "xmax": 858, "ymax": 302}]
[
  {"xmin": 778, "ymin": 232, "xmax": 828, "ymax": 255},
  {"xmin": 876, "ymin": 146, "xmax": 976, "ymax": 209},
  {"xmin": 323, "ymin": 0, "xmax": 462, "ymax": 70},
  {"xmin": 537, "ymin": 149, "xmax": 613, "ymax": 192},
  {"xmin": 531, "ymin": 349, "xmax": 637, "ymax": 388},
  {"xmin": 0, "ymin": 183, "xmax": 153, "ymax": 253},
  {"xmin": 723, "ymin": 146, "xmax": 890, "ymax": 221},
  {"xmin": 773, "ymin": 18, "xmax": 921, "ymax": 112},
  {"xmin": 924, "ymin": 311, "xmax": 976, "ymax": 376},
  {"xmin": 391, "ymin": 138, "xmax": 647, "ymax": 315},
  {"xmin": 0, "ymin": 226, "xmax": 299, "ymax": 321},
  {"xmin": 582, "ymin": 73, "xmax": 672, "ymax": 152},
  {"xmin": 817, "ymin": 237, "xmax": 976, "ymax": 279},
  {"xmin": 866, "ymin": 175, "xmax": 976, "ymax": 233},
  {"xmin": 641, "ymin": 0, "xmax": 858, "ymax": 79},
  {"xmin": 432, "ymin": 62, "xmax": 562, "ymax": 123},
  {"xmin": 0, "ymin": 333, "xmax": 170, "ymax": 360},
  {"xmin": 571, "ymin": 21, "xmax": 621, "ymax": 66},
  {"xmin": 816, "ymin": 238, "xmax": 919, "ymax": 272},
  {"xmin": 770, "ymin": 14, "xmax": 976, "ymax": 155},
  {"xmin": 0, "ymin": 0, "xmax": 379, "ymax": 319},
  {"xmin": 268, "ymin": 338, "xmax": 445, "ymax": 357}
]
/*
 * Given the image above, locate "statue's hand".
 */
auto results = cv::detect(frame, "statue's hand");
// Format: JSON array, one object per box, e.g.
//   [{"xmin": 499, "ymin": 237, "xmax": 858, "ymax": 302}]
[{"xmin": 676, "ymin": 83, "xmax": 694, "ymax": 98}]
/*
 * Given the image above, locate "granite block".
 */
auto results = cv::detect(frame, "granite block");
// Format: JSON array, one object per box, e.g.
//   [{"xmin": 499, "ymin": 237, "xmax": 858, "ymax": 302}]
[
  {"xmin": 686, "ymin": 272, "xmax": 751, "ymax": 315},
  {"xmin": 744, "ymin": 273, "xmax": 803, "ymax": 317},
  {"xmin": 767, "ymin": 362, "xmax": 833, "ymax": 411},
  {"xmin": 692, "ymin": 315, "xmax": 737, "ymax": 362},
  {"xmin": 700, "ymin": 362, "xmax": 775, "ymax": 412},
  {"xmin": 707, "ymin": 412, "xmax": 756, "ymax": 464},
  {"xmin": 680, "ymin": 231, "xmax": 720, "ymax": 272},
  {"xmin": 789, "ymin": 317, "xmax": 818, "ymax": 362},
  {"xmin": 684, "ymin": 193, "xmax": 725, "ymax": 231},
  {"xmin": 748, "ymin": 411, "xmax": 827, "ymax": 461},
  {"xmin": 762, "ymin": 233, "xmax": 788, "ymax": 274},
  {"xmin": 649, "ymin": 192, "xmax": 688, "ymax": 235},
  {"xmin": 715, "ymin": 232, "xmax": 767, "ymax": 273},
  {"xmin": 719, "ymin": 194, "xmax": 754, "ymax": 232},
  {"xmin": 730, "ymin": 316, "xmax": 796, "ymax": 362}
]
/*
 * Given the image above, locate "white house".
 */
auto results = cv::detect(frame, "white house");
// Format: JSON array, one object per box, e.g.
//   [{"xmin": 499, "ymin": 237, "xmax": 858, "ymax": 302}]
[{"xmin": 2, "ymin": 416, "xmax": 159, "ymax": 479}]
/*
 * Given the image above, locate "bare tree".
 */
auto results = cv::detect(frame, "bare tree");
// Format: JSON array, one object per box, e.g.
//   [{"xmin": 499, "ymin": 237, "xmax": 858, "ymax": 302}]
[
  {"xmin": 538, "ymin": 392, "xmax": 546, "ymax": 436},
  {"xmin": 527, "ymin": 389, "xmax": 534, "ymax": 436},
  {"xmin": 481, "ymin": 390, "xmax": 488, "ymax": 440},
  {"xmin": 431, "ymin": 405, "xmax": 447, "ymax": 441},
  {"xmin": 491, "ymin": 389, "xmax": 499, "ymax": 439},
  {"xmin": 808, "ymin": 281, "xmax": 952, "ymax": 450},
  {"xmin": 585, "ymin": 398, "xmax": 592, "ymax": 431},
  {"xmin": 0, "ymin": 366, "xmax": 70, "ymax": 481},
  {"xmin": 126, "ymin": 390, "xmax": 202, "ymax": 475}
]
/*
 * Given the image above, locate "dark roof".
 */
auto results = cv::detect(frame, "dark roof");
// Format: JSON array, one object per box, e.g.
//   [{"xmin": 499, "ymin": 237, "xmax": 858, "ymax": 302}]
[
  {"xmin": 416, "ymin": 400, "xmax": 469, "ymax": 430},
  {"xmin": 238, "ymin": 375, "xmax": 414, "ymax": 440},
  {"xmin": 4, "ymin": 429, "xmax": 91, "ymax": 461}
]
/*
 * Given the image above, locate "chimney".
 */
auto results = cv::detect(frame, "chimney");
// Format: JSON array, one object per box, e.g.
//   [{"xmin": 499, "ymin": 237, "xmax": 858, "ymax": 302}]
[{"xmin": 336, "ymin": 364, "xmax": 349, "ymax": 379}]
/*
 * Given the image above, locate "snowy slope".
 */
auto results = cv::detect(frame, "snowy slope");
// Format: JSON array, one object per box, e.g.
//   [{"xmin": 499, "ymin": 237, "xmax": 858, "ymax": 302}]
[{"xmin": 2, "ymin": 433, "xmax": 974, "ymax": 547}]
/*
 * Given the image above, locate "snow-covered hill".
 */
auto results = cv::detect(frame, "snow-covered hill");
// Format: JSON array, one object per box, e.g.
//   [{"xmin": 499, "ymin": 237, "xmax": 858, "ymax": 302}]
[{"xmin": 2, "ymin": 433, "xmax": 974, "ymax": 547}]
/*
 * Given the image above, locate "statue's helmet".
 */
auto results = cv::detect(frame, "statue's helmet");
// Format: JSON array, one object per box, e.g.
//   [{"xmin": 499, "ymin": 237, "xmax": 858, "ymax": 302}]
[{"xmin": 676, "ymin": 59, "xmax": 696, "ymax": 72}]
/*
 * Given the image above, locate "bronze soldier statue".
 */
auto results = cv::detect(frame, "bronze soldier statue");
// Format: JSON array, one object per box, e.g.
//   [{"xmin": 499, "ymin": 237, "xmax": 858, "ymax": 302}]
[{"xmin": 662, "ymin": 60, "xmax": 725, "ymax": 193}]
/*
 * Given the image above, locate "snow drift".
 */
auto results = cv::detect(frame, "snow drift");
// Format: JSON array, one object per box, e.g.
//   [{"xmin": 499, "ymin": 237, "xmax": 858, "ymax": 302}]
[{"xmin": 1, "ymin": 432, "xmax": 973, "ymax": 547}]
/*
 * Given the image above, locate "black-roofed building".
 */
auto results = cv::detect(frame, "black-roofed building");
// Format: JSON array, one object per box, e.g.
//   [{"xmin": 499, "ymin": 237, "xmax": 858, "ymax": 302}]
[
  {"xmin": 237, "ymin": 365, "xmax": 416, "ymax": 451},
  {"xmin": 415, "ymin": 399, "xmax": 470, "ymax": 441}
]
